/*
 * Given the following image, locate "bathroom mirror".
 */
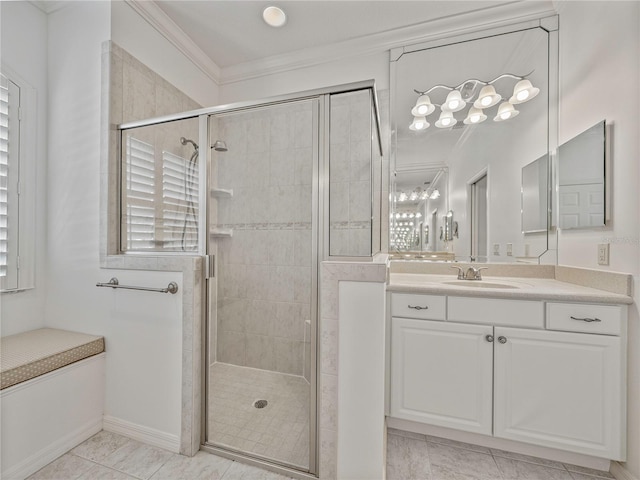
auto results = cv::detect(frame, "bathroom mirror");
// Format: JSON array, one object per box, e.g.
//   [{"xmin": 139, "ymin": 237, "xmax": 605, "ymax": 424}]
[
  {"xmin": 557, "ymin": 120, "xmax": 606, "ymax": 229},
  {"xmin": 390, "ymin": 166, "xmax": 451, "ymax": 257},
  {"xmin": 522, "ymin": 154, "xmax": 549, "ymax": 234},
  {"xmin": 390, "ymin": 20, "xmax": 558, "ymax": 262}
]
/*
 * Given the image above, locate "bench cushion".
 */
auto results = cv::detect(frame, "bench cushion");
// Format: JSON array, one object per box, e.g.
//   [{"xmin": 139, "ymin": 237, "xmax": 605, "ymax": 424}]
[{"xmin": 1, "ymin": 328, "xmax": 105, "ymax": 390}]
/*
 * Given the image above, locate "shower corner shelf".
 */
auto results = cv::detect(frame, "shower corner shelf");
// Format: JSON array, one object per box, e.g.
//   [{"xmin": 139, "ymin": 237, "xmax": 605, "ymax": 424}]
[
  {"xmin": 210, "ymin": 188, "xmax": 233, "ymax": 198},
  {"xmin": 210, "ymin": 228, "xmax": 233, "ymax": 238}
]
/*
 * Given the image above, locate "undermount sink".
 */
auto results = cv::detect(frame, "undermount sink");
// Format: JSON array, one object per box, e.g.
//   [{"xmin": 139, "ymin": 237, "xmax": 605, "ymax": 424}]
[{"xmin": 442, "ymin": 280, "xmax": 529, "ymax": 289}]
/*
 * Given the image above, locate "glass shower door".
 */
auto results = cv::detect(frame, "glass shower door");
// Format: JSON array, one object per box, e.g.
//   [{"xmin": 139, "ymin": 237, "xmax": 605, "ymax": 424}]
[{"xmin": 206, "ymin": 99, "xmax": 317, "ymax": 472}]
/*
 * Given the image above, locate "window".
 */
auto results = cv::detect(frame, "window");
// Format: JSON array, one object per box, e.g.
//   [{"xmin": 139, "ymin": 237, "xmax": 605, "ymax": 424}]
[
  {"xmin": 0, "ymin": 69, "xmax": 34, "ymax": 292},
  {"xmin": 121, "ymin": 125, "xmax": 200, "ymax": 253}
]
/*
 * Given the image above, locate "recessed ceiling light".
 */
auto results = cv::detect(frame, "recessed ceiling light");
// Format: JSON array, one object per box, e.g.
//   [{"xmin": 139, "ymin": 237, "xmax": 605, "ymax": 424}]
[{"xmin": 263, "ymin": 6, "xmax": 287, "ymax": 27}]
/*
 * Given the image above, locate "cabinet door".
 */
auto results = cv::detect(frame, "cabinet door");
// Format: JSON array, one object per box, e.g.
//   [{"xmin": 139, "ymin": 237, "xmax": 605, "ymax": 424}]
[
  {"xmin": 390, "ymin": 318, "xmax": 494, "ymax": 435},
  {"xmin": 493, "ymin": 327, "xmax": 624, "ymax": 460}
]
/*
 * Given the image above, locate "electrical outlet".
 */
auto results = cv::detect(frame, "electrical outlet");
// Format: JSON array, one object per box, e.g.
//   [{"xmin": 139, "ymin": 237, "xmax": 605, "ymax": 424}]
[
  {"xmin": 493, "ymin": 243, "xmax": 500, "ymax": 256},
  {"xmin": 597, "ymin": 243, "xmax": 610, "ymax": 266},
  {"xmin": 506, "ymin": 243, "xmax": 513, "ymax": 256}
]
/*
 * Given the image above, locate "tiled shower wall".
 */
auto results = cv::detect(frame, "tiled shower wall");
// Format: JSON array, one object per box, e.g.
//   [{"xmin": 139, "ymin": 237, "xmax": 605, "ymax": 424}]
[
  {"xmin": 329, "ymin": 90, "xmax": 378, "ymax": 256},
  {"xmin": 212, "ymin": 101, "xmax": 314, "ymax": 379}
]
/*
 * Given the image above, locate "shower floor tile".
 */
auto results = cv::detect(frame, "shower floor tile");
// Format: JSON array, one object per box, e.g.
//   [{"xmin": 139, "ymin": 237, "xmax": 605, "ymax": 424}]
[{"xmin": 208, "ymin": 362, "xmax": 310, "ymax": 470}]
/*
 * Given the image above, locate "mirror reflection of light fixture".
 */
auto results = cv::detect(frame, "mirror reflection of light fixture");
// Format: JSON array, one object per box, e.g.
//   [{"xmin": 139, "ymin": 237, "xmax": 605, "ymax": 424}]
[
  {"xmin": 442, "ymin": 90, "xmax": 466, "ymax": 112},
  {"xmin": 473, "ymin": 85, "xmax": 502, "ymax": 109},
  {"xmin": 435, "ymin": 111, "xmax": 457, "ymax": 128},
  {"xmin": 494, "ymin": 101, "xmax": 519, "ymax": 122},
  {"xmin": 409, "ymin": 116, "xmax": 429, "ymax": 131},
  {"xmin": 410, "ymin": 72, "xmax": 536, "ymax": 130},
  {"xmin": 463, "ymin": 107, "xmax": 487, "ymax": 125},
  {"xmin": 509, "ymin": 79, "xmax": 540, "ymax": 104},
  {"xmin": 411, "ymin": 94, "xmax": 435, "ymax": 116}
]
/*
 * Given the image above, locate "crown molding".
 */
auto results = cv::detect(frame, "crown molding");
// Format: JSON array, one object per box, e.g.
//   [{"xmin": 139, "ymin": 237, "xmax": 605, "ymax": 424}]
[
  {"xmin": 129, "ymin": 0, "xmax": 556, "ymax": 87},
  {"xmin": 125, "ymin": 0, "xmax": 221, "ymax": 85},
  {"xmin": 219, "ymin": 1, "xmax": 557, "ymax": 85}
]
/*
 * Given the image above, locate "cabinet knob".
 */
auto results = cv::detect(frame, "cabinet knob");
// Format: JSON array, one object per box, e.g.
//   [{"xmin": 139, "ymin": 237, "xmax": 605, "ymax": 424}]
[
  {"xmin": 408, "ymin": 305, "xmax": 429, "ymax": 310},
  {"xmin": 485, "ymin": 335, "xmax": 494, "ymax": 343},
  {"xmin": 498, "ymin": 336, "xmax": 507, "ymax": 344}
]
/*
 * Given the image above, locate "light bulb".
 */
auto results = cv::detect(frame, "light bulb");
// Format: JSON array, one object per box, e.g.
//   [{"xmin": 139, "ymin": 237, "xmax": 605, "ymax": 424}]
[
  {"xmin": 411, "ymin": 94, "xmax": 435, "ymax": 117},
  {"xmin": 409, "ymin": 116, "xmax": 429, "ymax": 131},
  {"xmin": 464, "ymin": 107, "xmax": 487, "ymax": 125},
  {"xmin": 442, "ymin": 90, "xmax": 466, "ymax": 112},
  {"xmin": 435, "ymin": 110, "xmax": 457, "ymax": 128},
  {"xmin": 494, "ymin": 102, "xmax": 519, "ymax": 122},
  {"xmin": 473, "ymin": 85, "xmax": 501, "ymax": 109},
  {"xmin": 509, "ymin": 79, "xmax": 539, "ymax": 104}
]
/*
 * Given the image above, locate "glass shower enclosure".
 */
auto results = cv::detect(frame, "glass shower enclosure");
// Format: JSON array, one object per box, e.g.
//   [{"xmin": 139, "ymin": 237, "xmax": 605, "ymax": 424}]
[{"xmin": 118, "ymin": 80, "xmax": 382, "ymax": 477}]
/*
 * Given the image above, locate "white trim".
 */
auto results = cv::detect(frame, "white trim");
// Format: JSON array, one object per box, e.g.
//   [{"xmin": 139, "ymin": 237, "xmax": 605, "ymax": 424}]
[
  {"xmin": 611, "ymin": 462, "xmax": 640, "ymax": 480},
  {"xmin": 103, "ymin": 415, "xmax": 181, "ymax": 453},
  {"xmin": 126, "ymin": 0, "xmax": 556, "ymax": 86},
  {"xmin": 1, "ymin": 419, "xmax": 102, "ymax": 480},
  {"xmin": 124, "ymin": 0, "xmax": 221, "ymax": 85}
]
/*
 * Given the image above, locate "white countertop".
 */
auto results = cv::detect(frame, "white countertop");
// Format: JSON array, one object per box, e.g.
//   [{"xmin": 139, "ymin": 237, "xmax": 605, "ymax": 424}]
[{"xmin": 388, "ymin": 273, "xmax": 634, "ymax": 305}]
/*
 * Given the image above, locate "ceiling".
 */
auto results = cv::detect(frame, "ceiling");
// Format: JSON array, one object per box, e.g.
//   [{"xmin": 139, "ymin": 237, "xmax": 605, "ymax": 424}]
[{"xmin": 154, "ymin": 1, "xmax": 520, "ymax": 69}]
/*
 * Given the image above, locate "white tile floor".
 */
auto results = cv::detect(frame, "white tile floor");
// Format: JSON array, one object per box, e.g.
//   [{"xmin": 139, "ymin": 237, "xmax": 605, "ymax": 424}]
[
  {"xmin": 28, "ymin": 427, "xmax": 617, "ymax": 480},
  {"xmin": 27, "ymin": 431, "xmax": 294, "ymax": 480},
  {"xmin": 208, "ymin": 363, "xmax": 310, "ymax": 469},
  {"xmin": 387, "ymin": 428, "xmax": 615, "ymax": 480}
]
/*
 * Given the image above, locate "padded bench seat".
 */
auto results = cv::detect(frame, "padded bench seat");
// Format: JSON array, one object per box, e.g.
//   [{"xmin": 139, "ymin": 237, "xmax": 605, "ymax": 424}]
[{"xmin": 1, "ymin": 328, "xmax": 105, "ymax": 390}]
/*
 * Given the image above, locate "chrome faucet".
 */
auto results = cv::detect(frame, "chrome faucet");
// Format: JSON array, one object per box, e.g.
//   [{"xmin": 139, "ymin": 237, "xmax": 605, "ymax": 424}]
[{"xmin": 451, "ymin": 266, "xmax": 488, "ymax": 280}]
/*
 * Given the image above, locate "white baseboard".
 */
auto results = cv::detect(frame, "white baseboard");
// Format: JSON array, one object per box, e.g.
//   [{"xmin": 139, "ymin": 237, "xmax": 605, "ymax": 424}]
[
  {"xmin": 103, "ymin": 416, "xmax": 180, "ymax": 453},
  {"xmin": 2, "ymin": 418, "xmax": 102, "ymax": 480},
  {"xmin": 611, "ymin": 462, "xmax": 640, "ymax": 480}
]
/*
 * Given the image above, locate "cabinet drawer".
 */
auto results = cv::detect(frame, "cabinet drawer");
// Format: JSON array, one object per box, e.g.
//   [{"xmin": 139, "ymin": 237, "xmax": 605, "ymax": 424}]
[
  {"xmin": 391, "ymin": 293, "xmax": 446, "ymax": 320},
  {"xmin": 547, "ymin": 303, "xmax": 624, "ymax": 335},
  {"xmin": 448, "ymin": 296, "xmax": 544, "ymax": 328}
]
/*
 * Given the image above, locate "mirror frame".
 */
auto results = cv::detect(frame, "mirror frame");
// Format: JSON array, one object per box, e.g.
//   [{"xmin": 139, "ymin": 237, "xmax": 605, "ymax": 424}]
[{"xmin": 389, "ymin": 16, "xmax": 559, "ymax": 264}]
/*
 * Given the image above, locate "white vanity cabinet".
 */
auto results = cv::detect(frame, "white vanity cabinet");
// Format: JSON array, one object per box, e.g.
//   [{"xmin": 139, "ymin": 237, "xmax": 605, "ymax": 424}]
[{"xmin": 389, "ymin": 293, "xmax": 627, "ymax": 461}]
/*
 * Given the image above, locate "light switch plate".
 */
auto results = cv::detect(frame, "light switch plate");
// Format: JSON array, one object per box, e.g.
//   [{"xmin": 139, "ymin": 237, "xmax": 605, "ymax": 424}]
[
  {"xmin": 597, "ymin": 243, "xmax": 610, "ymax": 265},
  {"xmin": 506, "ymin": 243, "xmax": 513, "ymax": 256},
  {"xmin": 493, "ymin": 243, "xmax": 500, "ymax": 256}
]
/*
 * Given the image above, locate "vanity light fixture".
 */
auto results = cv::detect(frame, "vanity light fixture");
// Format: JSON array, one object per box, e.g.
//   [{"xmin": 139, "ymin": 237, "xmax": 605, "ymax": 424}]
[
  {"xmin": 411, "ymin": 94, "xmax": 435, "ymax": 116},
  {"xmin": 410, "ymin": 71, "xmax": 536, "ymax": 130},
  {"xmin": 263, "ymin": 6, "xmax": 287, "ymax": 27},
  {"xmin": 442, "ymin": 90, "xmax": 466, "ymax": 112},
  {"xmin": 435, "ymin": 111, "xmax": 457, "ymax": 128},
  {"xmin": 509, "ymin": 79, "xmax": 539, "ymax": 104},
  {"xmin": 463, "ymin": 107, "xmax": 487, "ymax": 125},
  {"xmin": 494, "ymin": 101, "xmax": 519, "ymax": 121},
  {"xmin": 473, "ymin": 85, "xmax": 502, "ymax": 109},
  {"xmin": 409, "ymin": 116, "xmax": 429, "ymax": 131}
]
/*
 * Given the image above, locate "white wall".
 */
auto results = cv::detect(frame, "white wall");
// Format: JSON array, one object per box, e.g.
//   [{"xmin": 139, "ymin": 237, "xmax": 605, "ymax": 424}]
[
  {"xmin": 0, "ymin": 1, "xmax": 48, "ymax": 335},
  {"xmin": 554, "ymin": 2, "xmax": 640, "ymax": 478},
  {"xmin": 44, "ymin": 1, "xmax": 213, "ymax": 447},
  {"xmin": 111, "ymin": 1, "xmax": 219, "ymax": 108}
]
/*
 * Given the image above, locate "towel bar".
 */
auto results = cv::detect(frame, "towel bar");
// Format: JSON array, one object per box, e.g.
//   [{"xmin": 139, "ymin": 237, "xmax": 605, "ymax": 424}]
[{"xmin": 96, "ymin": 277, "xmax": 179, "ymax": 294}]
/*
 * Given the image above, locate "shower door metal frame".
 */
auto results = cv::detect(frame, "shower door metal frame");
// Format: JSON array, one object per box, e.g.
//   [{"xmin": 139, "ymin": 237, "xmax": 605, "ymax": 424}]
[{"xmin": 119, "ymin": 80, "xmax": 381, "ymax": 479}]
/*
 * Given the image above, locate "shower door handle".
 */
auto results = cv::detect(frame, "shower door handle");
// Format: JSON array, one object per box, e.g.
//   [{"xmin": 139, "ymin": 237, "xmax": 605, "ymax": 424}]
[{"xmin": 205, "ymin": 254, "xmax": 216, "ymax": 279}]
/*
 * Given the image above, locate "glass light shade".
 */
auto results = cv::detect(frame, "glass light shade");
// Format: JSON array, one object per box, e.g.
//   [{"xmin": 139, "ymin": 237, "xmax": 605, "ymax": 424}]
[
  {"xmin": 435, "ymin": 111, "xmax": 457, "ymax": 128},
  {"xmin": 441, "ymin": 90, "xmax": 466, "ymax": 112},
  {"xmin": 473, "ymin": 85, "xmax": 502, "ymax": 109},
  {"xmin": 409, "ymin": 116, "xmax": 429, "ymax": 131},
  {"xmin": 430, "ymin": 189, "xmax": 440, "ymax": 199},
  {"xmin": 493, "ymin": 102, "xmax": 519, "ymax": 122},
  {"xmin": 411, "ymin": 94, "xmax": 435, "ymax": 116},
  {"xmin": 509, "ymin": 79, "xmax": 540, "ymax": 104},
  {"xmin": 463, "ymin": 107, "xmax": 488, "ymax": 125}
]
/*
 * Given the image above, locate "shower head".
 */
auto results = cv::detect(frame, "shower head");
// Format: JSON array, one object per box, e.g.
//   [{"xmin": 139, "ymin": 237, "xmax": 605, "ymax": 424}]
[
  {"xmin": 180, "ymin": 137, "xmax": 199, "ymax": 151},
  {"xmin": 212, "ymin": 140, "xmax": 228, "ymax": 152}
]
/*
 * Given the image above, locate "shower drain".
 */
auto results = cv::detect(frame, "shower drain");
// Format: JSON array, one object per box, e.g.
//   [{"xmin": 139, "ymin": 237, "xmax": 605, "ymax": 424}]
[{"xmin": 253, "ymin": 399, "xmax": 268, "ymax": 409}]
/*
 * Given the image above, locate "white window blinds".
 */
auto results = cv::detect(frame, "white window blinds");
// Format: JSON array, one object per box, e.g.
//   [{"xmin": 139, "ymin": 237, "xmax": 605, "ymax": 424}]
[
  {"xmin": 0, "ymin": 75, "xmax": 9, "ymax": 278},
  {"xmin": 124, "ymin": 136, "xmax": 156, "ymax": 250},
  {"xmin": 0, "ymin": 72, "xmax": 20, "ymax": 289}
]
